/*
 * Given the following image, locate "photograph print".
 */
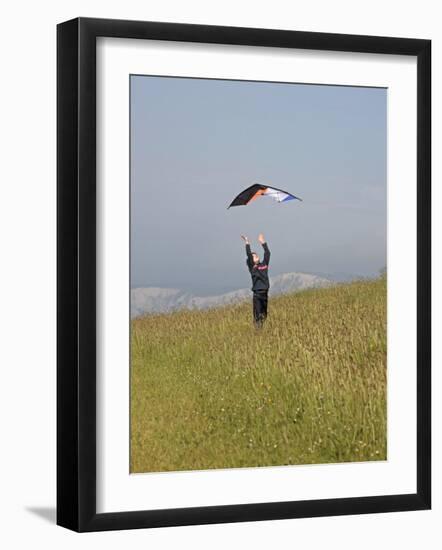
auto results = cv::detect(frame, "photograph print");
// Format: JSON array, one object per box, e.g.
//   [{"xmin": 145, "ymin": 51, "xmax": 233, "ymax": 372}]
[{"xmin": 130, "ymin": 75, "xmax": 387, "ymax": 474}]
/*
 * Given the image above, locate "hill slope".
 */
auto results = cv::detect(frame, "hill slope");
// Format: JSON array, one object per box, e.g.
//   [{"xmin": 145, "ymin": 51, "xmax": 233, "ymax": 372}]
[{"xmin": 131, "ymin": 277, "xmax": 387, "ymax": 473}]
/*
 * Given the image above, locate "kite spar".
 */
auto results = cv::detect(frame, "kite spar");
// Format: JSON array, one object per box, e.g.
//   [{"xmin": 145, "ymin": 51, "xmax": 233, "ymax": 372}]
[{"xmin": 227, "ymin": 183, "xmax": 302, "ymax": 208}]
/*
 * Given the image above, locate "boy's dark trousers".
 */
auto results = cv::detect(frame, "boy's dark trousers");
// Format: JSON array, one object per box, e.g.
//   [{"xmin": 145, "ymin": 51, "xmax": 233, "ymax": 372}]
[{"xmin": 253, "ymin": 290, "xmax": 268, "ymax": 326}]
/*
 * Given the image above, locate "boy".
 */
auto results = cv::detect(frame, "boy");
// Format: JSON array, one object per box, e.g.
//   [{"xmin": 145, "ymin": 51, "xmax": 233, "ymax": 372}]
[{"xmin": 241, "ymin": 234, "xmax": 271, "ymax": 327}]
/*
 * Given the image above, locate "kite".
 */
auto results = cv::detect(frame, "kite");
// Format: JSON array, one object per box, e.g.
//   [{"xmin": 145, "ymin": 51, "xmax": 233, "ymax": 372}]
[{"xmin": 227, "ymin": 183, "xmax": 302, "ymax": 208}]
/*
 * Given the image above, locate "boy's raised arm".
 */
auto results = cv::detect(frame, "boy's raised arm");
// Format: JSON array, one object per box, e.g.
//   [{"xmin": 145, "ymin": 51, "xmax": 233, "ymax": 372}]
[
  {"xmin": 258, "ymin": 233, "xmax": 270, "ymax": 265},
  {"xmin": 241, "ymin": 235, "xmax": 254, "ymax": 268}
]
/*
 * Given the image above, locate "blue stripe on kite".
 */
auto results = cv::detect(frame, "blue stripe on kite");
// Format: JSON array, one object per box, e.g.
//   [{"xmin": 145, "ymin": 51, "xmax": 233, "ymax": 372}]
[{"xmin": 284, "ymin": 195, "xmax": 303, "ymax": 202}]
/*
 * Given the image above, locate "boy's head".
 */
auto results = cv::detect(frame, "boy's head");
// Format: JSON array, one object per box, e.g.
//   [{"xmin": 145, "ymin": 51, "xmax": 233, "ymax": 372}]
[{"xmin": 252, "ymin": 252, "xmax": 260, "ymax": 264}]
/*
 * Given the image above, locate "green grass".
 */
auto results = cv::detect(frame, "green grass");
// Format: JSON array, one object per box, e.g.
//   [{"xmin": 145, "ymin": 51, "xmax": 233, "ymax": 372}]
[{"xmin": 130, "ymin": 277, "xmax": 387, "ymax": 473}]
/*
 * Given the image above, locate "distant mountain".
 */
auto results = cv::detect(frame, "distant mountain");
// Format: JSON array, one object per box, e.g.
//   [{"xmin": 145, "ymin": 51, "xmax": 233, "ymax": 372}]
[
  {"xmin": 131, "ymin": 272, "xmax": 331, "ymax": 318},
  {"xmin": 310, "ymin": 271, "xmax": 367, "ymax": 283}
]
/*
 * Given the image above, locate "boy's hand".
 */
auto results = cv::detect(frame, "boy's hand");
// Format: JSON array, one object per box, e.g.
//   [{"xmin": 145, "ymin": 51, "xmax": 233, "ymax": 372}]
[
  {"xmin": 258, "ymin": 233, "xmax": 266, "ymax": 244},
  {"xmin": 241, "ymin": 235, "xmax": 249, "ymax": 244}
]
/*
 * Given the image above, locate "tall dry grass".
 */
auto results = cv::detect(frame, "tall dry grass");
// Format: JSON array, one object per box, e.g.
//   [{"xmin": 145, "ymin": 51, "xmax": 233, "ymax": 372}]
[{"xmin": 131, "ymin": 277, "xmax": 387, "ymax": 473}]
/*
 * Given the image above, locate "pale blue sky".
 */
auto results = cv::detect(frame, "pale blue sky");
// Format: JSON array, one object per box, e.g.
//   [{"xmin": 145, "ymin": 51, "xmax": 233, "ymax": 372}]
[{"xmin": 131, "ymin": 75, "xmax": 386, "ymax": 294}]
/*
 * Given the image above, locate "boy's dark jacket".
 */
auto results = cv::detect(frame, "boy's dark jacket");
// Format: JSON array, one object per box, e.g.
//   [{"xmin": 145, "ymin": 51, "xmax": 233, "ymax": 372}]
[{"xmin": 246, "ymin": 243, "xmax": 271, "ymax": 292}]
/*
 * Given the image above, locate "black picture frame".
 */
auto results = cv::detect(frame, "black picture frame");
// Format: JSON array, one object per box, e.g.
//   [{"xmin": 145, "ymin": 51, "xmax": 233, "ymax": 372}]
[{"xmin": 57, "ymin": 17, "xmax": 431, "ymax": 532}]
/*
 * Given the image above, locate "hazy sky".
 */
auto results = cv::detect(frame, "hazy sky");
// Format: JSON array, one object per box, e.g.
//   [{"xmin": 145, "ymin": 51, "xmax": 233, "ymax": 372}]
[{"xmin": 131, "ymin": 75, "xmax": 386, "ymax": 294}]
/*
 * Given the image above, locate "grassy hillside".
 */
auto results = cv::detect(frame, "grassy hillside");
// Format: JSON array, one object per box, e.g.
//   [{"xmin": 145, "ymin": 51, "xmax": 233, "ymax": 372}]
[{"xmin": 131, "ymin": 277, "xmax": 387, "ymax": 473}]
